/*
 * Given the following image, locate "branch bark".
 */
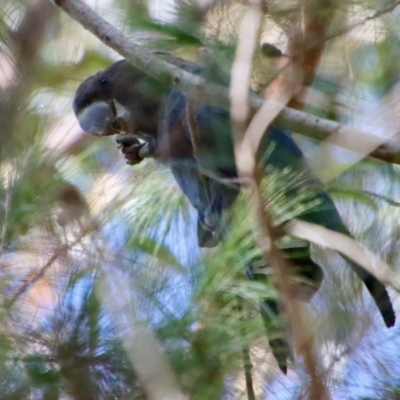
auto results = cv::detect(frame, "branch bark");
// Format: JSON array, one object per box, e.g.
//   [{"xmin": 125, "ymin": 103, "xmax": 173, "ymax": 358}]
[{"xmin": 287, "ymin": 219, "xmax": 399, "ymax": 292}]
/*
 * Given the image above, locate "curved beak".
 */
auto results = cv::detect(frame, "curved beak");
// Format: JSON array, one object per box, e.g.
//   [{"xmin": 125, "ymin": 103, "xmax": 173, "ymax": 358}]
[{"xmin": 77, "ymin": 101, "xmax": 116, "ymax": 136}]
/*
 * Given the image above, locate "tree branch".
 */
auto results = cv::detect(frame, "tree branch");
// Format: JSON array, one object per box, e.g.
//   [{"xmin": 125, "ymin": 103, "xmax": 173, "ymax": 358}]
[{"xmin": 287, "ymin": 219, "xmax": 399, "ymax": 293}]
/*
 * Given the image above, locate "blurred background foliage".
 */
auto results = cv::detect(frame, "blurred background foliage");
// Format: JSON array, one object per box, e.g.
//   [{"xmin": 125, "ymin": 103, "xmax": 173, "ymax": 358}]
[{"xmin": 1, "ymin": 0, "xmax": 400, "ymax": 399}]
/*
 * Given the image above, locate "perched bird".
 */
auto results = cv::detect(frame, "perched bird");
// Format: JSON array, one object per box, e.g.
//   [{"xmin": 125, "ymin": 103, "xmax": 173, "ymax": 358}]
[{"xmin": 73, "ymin": 57, "xmax": 395, "ymax": 372}]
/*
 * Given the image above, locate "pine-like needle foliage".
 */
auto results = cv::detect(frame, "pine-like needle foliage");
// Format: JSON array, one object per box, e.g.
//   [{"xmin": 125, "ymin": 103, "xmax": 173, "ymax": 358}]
[{"xmin": 1, "ymin": 0, "xmax": 400, "ymax": 399}]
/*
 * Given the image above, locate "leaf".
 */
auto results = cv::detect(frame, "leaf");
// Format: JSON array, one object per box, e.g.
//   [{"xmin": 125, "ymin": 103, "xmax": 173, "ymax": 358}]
[
  {"xmin": 127, "ymin": 236, "xmax": 184, "ymax": 272},
  {"xmin": 329, "ymin": 187, "xmax": 378, "ymax": 210},
  {"xmin": 25, "ymin": 358, "xmax": 60, "ymax": 386}
]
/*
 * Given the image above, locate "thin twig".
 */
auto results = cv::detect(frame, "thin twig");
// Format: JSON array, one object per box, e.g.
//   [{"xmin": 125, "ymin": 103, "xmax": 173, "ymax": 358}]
[
  {"xmin": 329, "ymin": 186, "xmax": 400, "ymax": 208},
  {"xmin": 322, "ymin": 1, "xmax": 400, "ymax": 45},
  {"xmin": 236, "ymin": 300, "xmax": 256, "ymax": 400},
  {"xmin": 363, "ymin": 190, "xmax": 400, "ymax": 208},
  {"xmin": 242, "ymin": 344, "xmax": 256, "ymax": 400},
  {"xmin": 252, "ymin": 172, "xmax": 329, "ymax": 400},
  {"xmin": 6, "ymin": 230, "xmax": 88, "ymax": 309},
  {"xmin": 230, "ymin": 0, "xmax": 264, "ymax": 177}
]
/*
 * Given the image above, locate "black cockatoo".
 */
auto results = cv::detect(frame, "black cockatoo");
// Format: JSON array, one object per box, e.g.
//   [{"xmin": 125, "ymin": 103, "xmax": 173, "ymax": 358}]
[{"xmin": 73, "ymin": 56, "xmax": 395, "ymax": 372}]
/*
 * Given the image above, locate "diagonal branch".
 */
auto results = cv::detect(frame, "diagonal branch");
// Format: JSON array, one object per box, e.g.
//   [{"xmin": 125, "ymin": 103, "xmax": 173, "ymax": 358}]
[
  {"xmin": 322, "ymin": 0, "xmax": 400, "ymax": 46},
  {"xmin": 287, "ymin": 219, "xmax": 399, "ymax": 293}
]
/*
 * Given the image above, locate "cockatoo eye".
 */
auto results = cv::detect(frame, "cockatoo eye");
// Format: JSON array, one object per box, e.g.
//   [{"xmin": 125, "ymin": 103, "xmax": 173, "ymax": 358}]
[{"xmin": 99, "ymin": 78, "xmax": 108, "ymax": 86}]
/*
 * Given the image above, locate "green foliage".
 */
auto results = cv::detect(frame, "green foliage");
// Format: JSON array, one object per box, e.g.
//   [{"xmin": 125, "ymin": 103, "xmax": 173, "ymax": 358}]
[
  {"xmin": 352, "ymin": 34, "xmax": 400, "ymax": 96},
  {"xmin": 1, "ymin": 0, "xmax": 400, "ymax": 399}
]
